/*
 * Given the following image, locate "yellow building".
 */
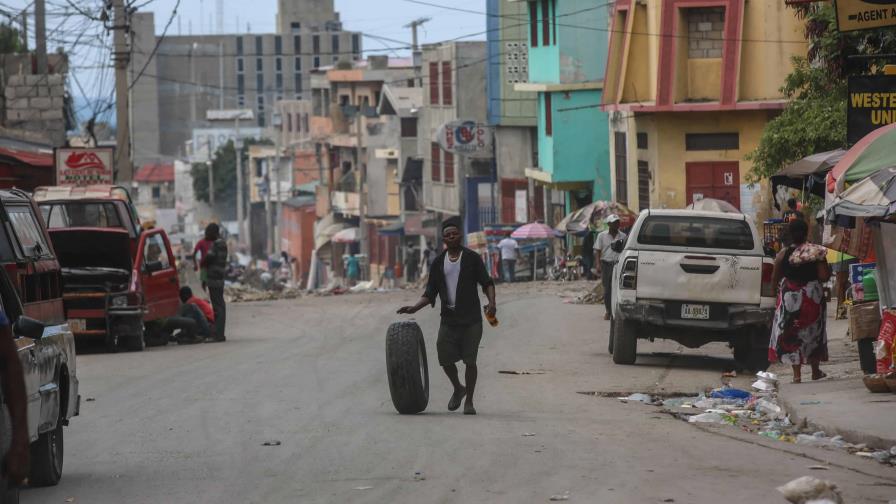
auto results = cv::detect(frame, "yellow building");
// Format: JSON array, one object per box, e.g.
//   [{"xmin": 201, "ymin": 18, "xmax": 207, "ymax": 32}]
[{"xmin": 601, "ymin": 0, "xmax": 807, "ymax": 216}]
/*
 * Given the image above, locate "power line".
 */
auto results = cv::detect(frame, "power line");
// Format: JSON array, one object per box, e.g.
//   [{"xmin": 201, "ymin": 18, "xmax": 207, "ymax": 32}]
[{"xmin": 128, "ymin": 0, "xmax": 179, "ymax": 90}]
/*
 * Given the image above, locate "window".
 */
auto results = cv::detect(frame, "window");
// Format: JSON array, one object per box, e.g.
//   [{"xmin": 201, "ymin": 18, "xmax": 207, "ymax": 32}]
[
  {"xmin": 441, "ymin": 61, "xmax": 452, "ymax": 106},
  {"xmin": 237, "ymin": 74, "xmax": 245, "ymax": 95},
  {"xmin": 143, "ymin": 234, "xmax": 171, "ymax": 270},
  {"xmin": 638, "ymin": 161, "xmax": 650, "ymax": 211},
  {"xmin": 236, "ymin": 58, "xmax": 244, "ymax": 73},
  {"xmin": 294, "ymin": 35, "xmax": 301, "ymax": 53},
  {"xmin": 333, "ymin": 56, "xmax": 339, "ymax": 64},
  {"xmin": 614, "ymin": 132, "xmax": 628, "ymax": 204},
  {"xmin": 637, "ymin": 132, "xmax": 648, "ymax": 149},
  {"xmin": 43, "ymin": 202, "xmax": 123, "ymax": 229},
  {"xmin": 276, "ymin": 74, "xmax": 283, "ymax": 91},
  {"xmin": 256, "ymin": 74, "xmax": 264, "ymax": 92},
  {"xmin": 291, "ymin": 22, "xmax": 301, "ymax": 34},
  {"xmin": 552, "ymin": 0, "xmax": 557, "ymax": 44},
  {"xmin": 257, "ymin": 95, "xmax": 265, "ymax": 127},
  {"xmin": 255, "ymin": 36, "xmax": 263, "ymax": 54},
  {"xmin": 151, "ymin": 186, "xmax": 161, "ymax": 200},
  {"xmin": 295, "ymin": 73, "xmax": 303, "ymax": 92},
  {"xmin": 431, "ymin": 143, "xmax": 441, "ymax": 182},
  {"xmin": 400, "ymin": 118, "xmax": 417, "ymax": 138},
  {"xmin": 256, "ymin": 57, "xmax": 263, "ymax": 72},
  {"xmin": 313, "ymin": 56, "xmax": 320, "ymax": 68},
  {"xmin": 429, "ymin": 62, "xmax": 440, "ymax": 104},
  {"xmin": 294, "ymin": 56, "xmax": 302, "ymax": 71},
  {"xmin": 685, "ymin": 133, "xmax": 739, "ymax": 151},
  {"xmin": 238, "ymin": 95, "xmax": 245, "ymax": 107},
  {"xmin": 8, "ymin": 206, "xmax": 49, "ymax": 257},
  {"xmin": 313, "ymin": 35, "xmax": 320, "ymax": 54},
  {"xmin": 287, "ymin": 113, "xmax": 293, "ymax": 132},
  {"xmin": 352, "ymin": 34, "xmax": 360, "ymax": 56},
  {"xmin": 528, "ymin": 1, "xmax": 538, "ymax": 47},
  {"xmin": 275, "ymin": 57, "xmax": 282, "ymax": 72},
  {"xmin": 274, "ymin": 36, "xmax": 282, "ymax": 55},
  {"xmin": 542, "ymin": 0, "xmax": 550, "ymax": 46},
  {"xmin": 303, "ymin": 113, "xmax": 309, "ymax": 132},
  {"xmin": 444, "ymin": 151, "xmax": 455, "ymax": 184},
  {"xmin": 544, "ymin": 93, "xmax": 552, "ymax": 136},
  {"xmin": 236, "ymin": 37, "xmax": 243, "ymax": 55},
  {"xmin": 332, "ymin": 34, "xmax": 340, "ymax": 54},
  {"xmin": 637, "ymin": 216, "xmax": 754, "ymax": 250}
]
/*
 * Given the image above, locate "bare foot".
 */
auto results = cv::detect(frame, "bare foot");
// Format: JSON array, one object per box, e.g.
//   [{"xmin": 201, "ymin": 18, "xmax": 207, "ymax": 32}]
[{"xmin": 448, "ymin": 386, "xmax": 466, "ymax": 411}]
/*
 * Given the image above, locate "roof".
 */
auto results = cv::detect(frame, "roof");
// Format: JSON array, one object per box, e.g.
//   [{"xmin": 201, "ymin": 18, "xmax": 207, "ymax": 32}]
[
  {"xmin": 379, "ymin": 85, "xmax": 423, "ymax": 117},
  {"xmin": 135, "ymin": 163, "xmax": 174, "ymax": 183},
  {"xmin": 0, "ymin": 146, "xmax": 53, "ymax": 168},
  {"xmin": 33, "ymin": 185, "xmax": 133, "ymax": 203},
  {"xmin": 641, "ymin": 209, "xmax": 747, "ymax": 220}
]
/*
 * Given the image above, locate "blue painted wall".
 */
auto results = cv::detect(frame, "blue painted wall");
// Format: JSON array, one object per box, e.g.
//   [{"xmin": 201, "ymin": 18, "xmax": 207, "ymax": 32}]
[
  {"xmin": 487, "ymin": 0, "xmax": 501, "ymax": 125},
  {"xmin": 528, "ymin": 0, "xmax": 609, "ymax": 85}
]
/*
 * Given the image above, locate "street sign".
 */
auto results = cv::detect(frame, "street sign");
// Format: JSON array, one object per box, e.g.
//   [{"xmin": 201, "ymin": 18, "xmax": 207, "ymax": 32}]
[
  {"xmin": 834, "ymin": 0, "xmax": 896, "ymax": 32},
  {"xmin": 847, "ymin": 75, "xmax": 896, "ymax": 145},
  {"xmin": 54, "ymin": 147, "xmax": 114, "ymax": 186},
  {"xmin": 434, "ymin": 120, "xmax": 493, "ymax": 154}
]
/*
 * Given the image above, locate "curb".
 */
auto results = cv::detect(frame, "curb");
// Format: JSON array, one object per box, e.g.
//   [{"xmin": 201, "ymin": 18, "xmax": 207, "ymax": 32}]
[{"xmin": 778, "ymin": 393, "xmax": 896, "ymax": 451}]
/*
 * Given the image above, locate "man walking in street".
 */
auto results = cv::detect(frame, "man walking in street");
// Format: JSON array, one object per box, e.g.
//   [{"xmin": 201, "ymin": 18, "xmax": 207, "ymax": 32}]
[
  {"xmin": 397, "ymin": 219, "xmax": 497, "ymax": 415},
  {"xmin": 203, "ymin": 223, "xmax": 228, "ymax": 342},
  {"xmin": 497, "ymin": 235, "xmax": 519, "ymax": 283},
  {"xmin": 595, "ymin": 214, "xmax": 626, "ymax": 321}
]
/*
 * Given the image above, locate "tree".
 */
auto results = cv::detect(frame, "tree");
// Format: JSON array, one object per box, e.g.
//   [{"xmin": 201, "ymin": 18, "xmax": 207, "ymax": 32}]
[
  {"xmin": 191, "ymin": 137, "xmax": 273, "ymax": 206},
  {"xmin": 0, "ymin": 23, "xmax": 24, "ymax": 54},
  {"xmin": 747, "ymin": 4, "xmax": 896, "ymax": 182}
]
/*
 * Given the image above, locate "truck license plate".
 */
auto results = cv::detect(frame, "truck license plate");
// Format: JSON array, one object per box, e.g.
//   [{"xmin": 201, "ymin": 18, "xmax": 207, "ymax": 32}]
[
  {"xmin": 681, "ymin": 304, "xmax": 710, "ymax": 320},
  {"xmin": 68, "ymin": 319, "xmax": 86, "ymax": 332}
]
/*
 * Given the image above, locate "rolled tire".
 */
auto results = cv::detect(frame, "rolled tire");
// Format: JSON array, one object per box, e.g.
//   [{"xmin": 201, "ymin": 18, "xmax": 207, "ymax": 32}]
[
  {"xmin": 612, "ymin": 317, "xmax": 637, "ymax": 365},
  {"xmin": 385, "ymin": 321, "xmax": 429, "ymax": 414},
  {"xmin": 28, "ymin": 423, "xmax": 63, "ymax": 487}
]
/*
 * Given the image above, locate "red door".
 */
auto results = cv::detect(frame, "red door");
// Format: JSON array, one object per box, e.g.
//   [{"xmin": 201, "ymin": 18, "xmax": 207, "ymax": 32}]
[
  {"xmin": 685, "ymin": 162, "xmax": 740, "ymax": 209},
  {"xmin": 137, "ymin": 229, "xmax": 180, "ymax": 321}
]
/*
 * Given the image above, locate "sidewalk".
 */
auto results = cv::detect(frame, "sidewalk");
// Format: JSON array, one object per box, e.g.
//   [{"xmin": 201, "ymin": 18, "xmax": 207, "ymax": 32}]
[{"xmin": 775, "ymin": 311, "xmax": 896, "ymax": 449}]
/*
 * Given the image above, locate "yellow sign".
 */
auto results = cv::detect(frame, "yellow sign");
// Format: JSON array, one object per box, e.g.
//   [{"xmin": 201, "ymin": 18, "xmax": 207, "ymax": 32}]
[{"xmin": 835, "ymin": 0, "xmax": 896, "ymax": 32}]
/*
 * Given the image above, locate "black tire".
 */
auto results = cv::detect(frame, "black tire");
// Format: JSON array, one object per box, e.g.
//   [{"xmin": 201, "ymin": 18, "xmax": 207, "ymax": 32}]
[
  {"xmin": 385, "ymin": 321, "xmax": 429, "ymax": 414},
  {"xmin": 1, "ymin": 482, "xmax": 19, "ymax": 504},
  {"xmin": 612, "ymin": 317, "xmax": 637, "ymax": 365},
  {"xmin": 607, "ymin": 316, "xmax": 615, "ymax": 355},
  {"xmin": 734, "ymin": 328, "xmax": 771, "ymax": 371},
  {"xmin": 117, "ymin": 321, "xmax": 146, "ymax": 352},
  {"xmin": 143, "ymin": 322, "xmax": 169, "ymax": 348},
  {"xmin": 28, "ymin": 423, "xmax": 63, "ymax": 487}
]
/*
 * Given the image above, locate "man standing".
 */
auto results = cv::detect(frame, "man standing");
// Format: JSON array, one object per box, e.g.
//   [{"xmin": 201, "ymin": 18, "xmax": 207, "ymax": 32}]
[
  {"xmin": 497, "ymin": 235, "xmax": 519, "ymax": 283},
  {"xmin": 595, "ymin": 214, "xmax": 626, "ymax": 321},
  {"xmin": 397, "ymin": 220, "xmax": 497, "ymax": 415},
  {"xmin": 203, "ymin": 223, "xmax": 228, "ymax": 342},
  {"xmin": 0, "ymin": 306, "xmax": 28, "ymax": 491},
  {"xmin": 405, "ymin": 244, "xmax": 419, "ymax": 284}
]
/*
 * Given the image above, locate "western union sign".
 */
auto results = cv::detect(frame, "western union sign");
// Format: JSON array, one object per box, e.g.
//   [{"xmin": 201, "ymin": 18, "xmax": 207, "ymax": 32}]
[
  {"xmin": 835, "ymin": 0, "xmax": 896, "ymax": 32},
  {"xmin": 847, "ymin": 75, "xmax": 896, "ymax": 145}
]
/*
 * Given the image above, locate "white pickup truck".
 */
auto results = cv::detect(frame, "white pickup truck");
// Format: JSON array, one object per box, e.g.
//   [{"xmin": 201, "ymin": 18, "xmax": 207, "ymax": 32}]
[{"xmin": 609, "ymin": 209, "xmax": 776, "ymax": 369}]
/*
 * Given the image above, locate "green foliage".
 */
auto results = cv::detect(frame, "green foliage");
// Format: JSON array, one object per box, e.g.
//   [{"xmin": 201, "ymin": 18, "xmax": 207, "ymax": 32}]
[
  {"xmin": 191, "ymin": 137, "xmax": 273, "ymax": 205},
  {"xmin": 0, "ymin": 23, "xmax": 24, "ymax": 54}
]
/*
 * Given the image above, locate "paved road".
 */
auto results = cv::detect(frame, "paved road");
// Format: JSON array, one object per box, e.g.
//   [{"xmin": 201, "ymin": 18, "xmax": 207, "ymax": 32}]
[{"xmin": 22, "ymin": 283, "xmax": 896, "ymax": 503}]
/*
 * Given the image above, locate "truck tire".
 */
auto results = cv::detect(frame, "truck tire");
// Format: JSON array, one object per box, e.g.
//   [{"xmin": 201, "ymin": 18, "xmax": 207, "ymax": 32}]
[
  {"xmin": 28, "ymin": 422, "xmax": 63, "ymax": 486},
  {"xmin": 143, "ymin": 322, "xmax": 169, "ymax": 347},
  {"xmin": 115, "ymin": 320, "xmax": 146, "ymax": 352},
  {"xmin": 607, "ymin": 317, "xmax": 615, "ymax": 355},
  {"xmin": 733, "ymin": 328, "xmax": 771, "ymax": 371},
  {"xmin": 612, "ymin": 317, "xmax": 637, "ymax": 365},
  {"xmin": 385, "ymin": 321, "xmax": 429, "ymax": 414},
  {"xmin": 1, "ymin": 482, "xmax": 18, "ymax": 504}
]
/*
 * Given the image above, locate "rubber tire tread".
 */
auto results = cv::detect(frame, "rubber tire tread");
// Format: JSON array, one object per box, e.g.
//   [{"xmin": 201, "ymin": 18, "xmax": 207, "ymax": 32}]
[
  {"xmin": 612, "ymin": 317, "xmax": 637, "ymax": 365},
  {"xmin": 608, "ymin": 317, "xmax": 615, "ymax": 355},
  {"xmin": 385, "ymin": 321, "xmax": 429, "ymax": 414},
  {"xmin": 28, "ymin": 424, "xmax": 63, "ymax": 487}
]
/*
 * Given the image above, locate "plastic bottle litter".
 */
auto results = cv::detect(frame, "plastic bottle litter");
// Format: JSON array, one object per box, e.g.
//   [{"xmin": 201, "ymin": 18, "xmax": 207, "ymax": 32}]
[
  {"xmin": 414, "ymin": 471, "xmax": 426, "ymax": 481},
  {"xmin": 755, "ymin": 398, "xmax": 785, "ymax": 419},
  {"xmin": 549, "ymin": 491, "xmax": 571, "ymax": 501},
  {"xmin": 688, "ymin": 412, "xmax": 736, "ymax": 425},
  {"xmin": 619, "ymin": 393, "xmax": 654, "ymax": 404}
]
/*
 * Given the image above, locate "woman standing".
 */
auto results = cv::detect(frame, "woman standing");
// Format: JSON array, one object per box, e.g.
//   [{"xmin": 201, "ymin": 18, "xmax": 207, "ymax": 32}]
[{"xmin": 769, "ymin": 220, "xmax": 831, "ymax": 383}]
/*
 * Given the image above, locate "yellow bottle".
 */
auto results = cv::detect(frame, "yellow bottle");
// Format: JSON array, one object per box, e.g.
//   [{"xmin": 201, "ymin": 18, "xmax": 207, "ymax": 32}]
[{"xmin": 484, "ymin": 305, "xmax": 499, "ymax": 327}]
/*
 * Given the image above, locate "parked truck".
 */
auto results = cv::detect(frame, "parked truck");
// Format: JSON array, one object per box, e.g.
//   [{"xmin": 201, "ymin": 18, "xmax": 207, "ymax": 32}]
[{"xmin": 34, "ymin": 185, "xmax": 181, "ymax": 352}]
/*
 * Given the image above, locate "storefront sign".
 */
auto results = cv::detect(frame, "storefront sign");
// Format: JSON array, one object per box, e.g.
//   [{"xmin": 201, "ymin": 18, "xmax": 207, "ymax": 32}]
[
  {"xmin": 55, "ymin": 147, "xmax": 114, "ymax": 186},
  {"xmin": 835, "ymin": 0, "xmax": 896, "ymax": 31},
  {"xmin": 847, "ymin": 75, "xmax": 896, "ymax": 145},
  {"xmin": 434, "ymin": 120, "xmax": 493, "ymax": 154}
]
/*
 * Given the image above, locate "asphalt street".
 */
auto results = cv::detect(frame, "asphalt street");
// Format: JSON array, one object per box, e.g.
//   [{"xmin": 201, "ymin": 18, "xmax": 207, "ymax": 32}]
[{"xmin": 21, "ymin": 282, "xmax": 896, "ymax": 503}]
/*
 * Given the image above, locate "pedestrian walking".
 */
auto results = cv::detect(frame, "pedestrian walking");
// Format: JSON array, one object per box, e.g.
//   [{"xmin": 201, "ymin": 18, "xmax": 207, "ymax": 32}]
[
  {"xmin": 770, "ymin": 219, "xmax": 831, "ymax": 383},
  {"xmin": 346, "ymin": 253, "xmax": 360, "ymax": 286},
  {"xmin": 192, "ymin": 227, "xmax": 215, "ymax": 291},
  {"xmin": 497, "ymin": 235, "xmax": 519, "ymax": 283},
  {"xmin": 397, "ymin": 219, "xmax": 497, "ymax": 415},
  {"xmin": 203, "ymin": 223, "xmax": 228, "ymax": 342},
  {"xmin": 595, "ymin": 214, "xmax": 627, "ymax": 320},
  {"xmin": 0, "ymin": 298, "xmax": 28, "ymax": 489},
  {"xmin": 405, "ymin": 244, "xmax": 419, "ymax": 284}
]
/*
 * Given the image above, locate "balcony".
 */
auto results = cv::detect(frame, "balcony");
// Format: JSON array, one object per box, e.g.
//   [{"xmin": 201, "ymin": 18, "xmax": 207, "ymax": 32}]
[{"xmin": 332, "ymin": 190, "xmax": 360, "ymax": 216}]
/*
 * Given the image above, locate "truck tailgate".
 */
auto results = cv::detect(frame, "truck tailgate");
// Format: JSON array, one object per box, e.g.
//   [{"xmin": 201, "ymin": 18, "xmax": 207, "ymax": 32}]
[{"xmin": 636, "ymin": 251, "xmax": 762, "ymax": 305}]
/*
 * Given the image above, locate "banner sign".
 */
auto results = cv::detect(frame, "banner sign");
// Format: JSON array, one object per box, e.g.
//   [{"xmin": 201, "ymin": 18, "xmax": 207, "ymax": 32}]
[
  {"xmin": 835, "ymin": 0, "xmax": 896, "ymax": 32},
  {"xmin": 55, "ymin": 147, "xmax": 114, "ymax": 186},
  {"xmin": 434, "ymin": 120, "xmax": 493, "ymax": 154},
  {"xmin": 847, "ymin": 75, "xmax": 896, "ymax": 145}
]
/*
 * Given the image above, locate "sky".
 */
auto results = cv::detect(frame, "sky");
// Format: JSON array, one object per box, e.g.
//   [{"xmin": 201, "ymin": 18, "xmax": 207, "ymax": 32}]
[{"xmin": 0, "ymin": 0, "xmax": 485, "ymax": 124}]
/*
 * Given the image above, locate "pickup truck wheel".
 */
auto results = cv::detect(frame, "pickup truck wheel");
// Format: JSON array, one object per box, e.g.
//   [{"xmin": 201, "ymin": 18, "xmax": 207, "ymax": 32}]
[
  {"xmin": 385, "ymin": 321, "xmax": 429, "ymax": 414},
  {"xmin": 1, "ymin": 481, "xmax": 18, "ymax": 504},
  {"xmin": 143, "ymin": 322, "xmax": 169, "ymax": 347},
  {"xmin": 607, "ymin": 317, "xmax": 615, "ymax": 355},
  {"xmin": 28, "ymin": 422, "xmax": 63, "ymax": 487},
  {"xmin": 612, "ymin": 318, "xmax": 637, "ymax": 365},
  {"xmin": 733, "ymin": 329, "xmax": 771, "ymax": 372}
]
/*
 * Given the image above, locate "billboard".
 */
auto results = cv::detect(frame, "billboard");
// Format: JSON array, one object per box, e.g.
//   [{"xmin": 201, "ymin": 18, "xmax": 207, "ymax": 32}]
[
  {"xmin": 835, "ymin": 0, "xmax": 896, "ymax": 32},
  {"xmin": 434, "ymin": 120, "xmax": 493, "ymax": 155},
  {"xmin": 191, "ymin": 127, "xmax": 263, "ymax": 161},
  {"xmin": 55, "ymin": 147, "xmax": 114, "ymax": 186},
  {"xmin": 847, "ymin": 75, "xmax": 896, "ymax": 145}
]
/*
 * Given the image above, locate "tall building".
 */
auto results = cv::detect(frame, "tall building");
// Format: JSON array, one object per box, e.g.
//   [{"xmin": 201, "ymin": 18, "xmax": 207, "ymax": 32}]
[{"xmin": 130, "ymin": 0, "xmax": 362, "ymax": 164}]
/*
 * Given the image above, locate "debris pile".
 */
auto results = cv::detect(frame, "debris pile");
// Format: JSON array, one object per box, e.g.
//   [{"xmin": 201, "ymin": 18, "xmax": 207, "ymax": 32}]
[
  {"xmin": 564, "ymin": 283, "xmax": 603, "ymax": 305},
  {"xmin": 224, "ymin": 283, "xmax": 302, "ymax": 303}
]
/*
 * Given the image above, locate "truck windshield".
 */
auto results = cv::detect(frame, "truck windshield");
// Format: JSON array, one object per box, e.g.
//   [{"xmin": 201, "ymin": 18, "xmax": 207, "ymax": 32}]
[
  {"xmin": 41, "ymin": 203, "xmax": 124, "ymax": 229},
  {"xmin": 637, "ymin": 216, "xmax": 754, "ymax": 250}
]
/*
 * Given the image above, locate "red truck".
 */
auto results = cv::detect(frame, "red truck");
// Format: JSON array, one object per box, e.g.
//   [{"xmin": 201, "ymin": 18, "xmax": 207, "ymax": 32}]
[{"xmin": 34, "ymin": 185, "xmax": 181, "ymax": 352}]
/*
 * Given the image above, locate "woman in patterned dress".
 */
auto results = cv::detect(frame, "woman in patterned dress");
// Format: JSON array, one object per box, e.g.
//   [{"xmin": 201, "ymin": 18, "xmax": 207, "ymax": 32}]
[{"xmin": 769, "ymin": 220, "xmax": 831, "ymax": 383}]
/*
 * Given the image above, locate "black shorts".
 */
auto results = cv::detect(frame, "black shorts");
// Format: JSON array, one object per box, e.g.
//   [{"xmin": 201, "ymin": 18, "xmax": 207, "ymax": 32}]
[{"xmin": 437, "ymin": 321, "xmax": 483, "ymax": 366}]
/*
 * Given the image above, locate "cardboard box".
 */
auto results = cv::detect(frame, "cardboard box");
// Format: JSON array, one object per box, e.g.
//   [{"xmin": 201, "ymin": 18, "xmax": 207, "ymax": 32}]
[{"xmin": 850, "ymin": 301, "xmax": 881, "ymax": 341}]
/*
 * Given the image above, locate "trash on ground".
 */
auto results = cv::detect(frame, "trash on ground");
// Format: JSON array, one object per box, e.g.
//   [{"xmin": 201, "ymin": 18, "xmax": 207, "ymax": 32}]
[
  {"xmin": 688, "ymin": 412, "xmax": 736, "ymax": 425},
  {"xmin": 808, "ymin": 465, "xmax": 830, "ymax": 470},
  {"xmin": 522, "ymin": 432, "xmax": 536, "ymax": 437},
  {"xmin": 85, "ymin": 397, "xmax": 95, "ymax": 402},
  {"xmin": 549, "ymin": 491, "xmax": 571, "ymax": 501},
  {"xmin": 722, "ymin": 371, "xmax": 737, "ymax": 378},
  {"xmin": 414, "ymin": 471, "xmax": 426, "ymax": 481},
  {"xmin": 619, "ymin": 393, "xmax": 655, "ymax": 404},
  {"xmin": 354, "ymin": 486, "xmax": 373, "ymax": 491},
  {"xmin": 261, "ymin": 440, "xmax": 282, "ymax": 446},
  {"xmin": 498, "ymin": 369, "xmax": 548, "ymax": 375},
  {"xmin": 709, "ymin": 388, "xmax": 751, "ymax": 400},
  {"xmin": 777, "ymin": 476, "xmax": 844, "ymax": 504}
]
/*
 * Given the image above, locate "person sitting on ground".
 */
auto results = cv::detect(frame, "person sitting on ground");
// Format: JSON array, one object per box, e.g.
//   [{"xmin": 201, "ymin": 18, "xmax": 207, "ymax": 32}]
[{"xmin": 164, "ymin": 287, "xmax": 215, "ymax": 344}]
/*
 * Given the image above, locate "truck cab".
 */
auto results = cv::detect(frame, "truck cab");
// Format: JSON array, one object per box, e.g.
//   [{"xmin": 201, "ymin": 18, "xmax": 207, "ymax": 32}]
[{"xmin": 34, "ymin": 185, "xmax": 180, "ymax": 351}]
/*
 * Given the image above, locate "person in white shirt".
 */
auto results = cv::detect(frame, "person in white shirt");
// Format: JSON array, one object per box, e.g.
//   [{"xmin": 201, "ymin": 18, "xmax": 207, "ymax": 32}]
[
  {"xmin": 497, "ymin": 236, "xmax": 519, "ymax": 283},
  {"xmin": 594, "ymin": 214, "xmax": 627, "ymax": 320}
]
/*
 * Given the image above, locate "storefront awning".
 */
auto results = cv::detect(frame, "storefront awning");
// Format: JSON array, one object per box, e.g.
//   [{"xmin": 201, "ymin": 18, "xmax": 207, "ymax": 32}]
[{"xmin": 377, "ymin": 220, "xmax": 405, "ymax": 236}]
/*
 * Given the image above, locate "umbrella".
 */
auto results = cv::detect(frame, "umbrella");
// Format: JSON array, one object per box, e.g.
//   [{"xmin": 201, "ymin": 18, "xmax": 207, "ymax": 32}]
[
  {"xmin": 828, "ymin": 123, "xmax": 896, "ymax": 195},
  {"xmin": 332, "ymin": 227, "xmax": 361, "ymax": 243},
  {"xmin": 555, "ymin": 201, "xmax": 638, "ymax": 234},
  {"xmin": 511, "ymin": 222, "xmax": 558, "ymax": 240},
  {"xmin": 685, "ymin": 197, "xmax": 741, "ymax": 213},
  {"xmin": 780, "ymin": 149, "xmax": 846, "ymax": 178},
  {"xmin": 827, "ymin": 166, "xmax": 896, "ymax": 220}
]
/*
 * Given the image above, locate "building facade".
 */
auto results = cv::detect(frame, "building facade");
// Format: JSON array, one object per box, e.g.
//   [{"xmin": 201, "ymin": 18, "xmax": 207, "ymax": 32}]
[{"xmin": 601, "ymin": 0, "xmax": 806, "ymax": 215}]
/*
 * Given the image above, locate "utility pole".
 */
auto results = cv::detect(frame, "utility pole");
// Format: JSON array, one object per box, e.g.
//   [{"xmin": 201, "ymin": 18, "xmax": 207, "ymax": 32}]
[
  {"xmin": 218, "ymin": 41, "xmax": 224, "ymax": 109},
  {"xmin": 112, "ymin": 0, "xmax": 132, "ymax": 181},
  {"xmin": 404, "ymin": 17, "xmax": 430, "ymax": 87},
  {"xmin": 34, "ymin": 0, "xmax": 47, "ymax": 74},
  {"xmin": 235, "ymin": 116, "xmax": 245, "ymax": 244},
  {"xmin": 207, "ymin": 137, "xmax": 215, "ymax": 206}
]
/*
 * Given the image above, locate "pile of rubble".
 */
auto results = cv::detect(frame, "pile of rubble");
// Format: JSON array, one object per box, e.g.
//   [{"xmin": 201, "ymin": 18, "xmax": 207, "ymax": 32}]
[
  {"xmin": 563, "ymin": 283, "xmax": 604, "ymax": 305},
  {"xmin": 224, "ymin": 283, "xmax": 302, "ymax": 303},
  {"xmin": 620, "ymin": 371, "xmax": 896, "ymax": 466}
]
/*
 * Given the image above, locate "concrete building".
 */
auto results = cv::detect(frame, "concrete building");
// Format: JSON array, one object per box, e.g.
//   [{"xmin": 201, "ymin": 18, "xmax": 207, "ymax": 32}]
[
  {"xmin": 420, "ymin": 42, "xmax": 493, "ymax": 235},
  {"xmin": 130, "ymin": 0, "xmax": 362, "ymax": 164},
  {"xmin": 514, "ymin": 0, "xmax": 613, "ymax": 217},
  {"xmin": 600, "ymin": 0, "xmax": 805, "ymax": 217},
  {"xmin": 134, "ymin": 162, "xmax": 176, "ymax": 209},
  {"xmin": 487, "ymin": 0, "xmax": 541, "ymax": 225}
]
